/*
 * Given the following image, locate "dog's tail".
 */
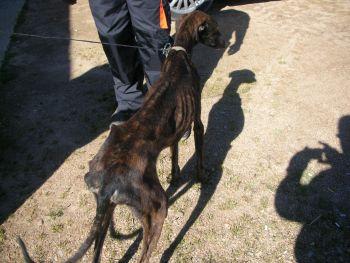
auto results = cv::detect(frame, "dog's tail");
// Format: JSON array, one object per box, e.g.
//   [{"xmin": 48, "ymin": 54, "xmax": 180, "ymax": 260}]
[{"xmin": 17, "ymin": 237, "xmax": 35, "ymax": 263}]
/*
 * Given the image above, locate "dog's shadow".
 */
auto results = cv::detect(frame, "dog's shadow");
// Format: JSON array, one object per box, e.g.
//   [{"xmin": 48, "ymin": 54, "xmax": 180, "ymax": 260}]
[{"xmin": 162, "ymin": 69, "xmax": 255, "ymax": 261}]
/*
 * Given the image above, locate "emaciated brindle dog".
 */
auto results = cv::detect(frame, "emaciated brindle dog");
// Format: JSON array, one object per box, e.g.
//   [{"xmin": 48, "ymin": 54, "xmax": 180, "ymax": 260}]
[{"xmin": 18, "ymin": 11, "xmax": 225, "ymax": 263}]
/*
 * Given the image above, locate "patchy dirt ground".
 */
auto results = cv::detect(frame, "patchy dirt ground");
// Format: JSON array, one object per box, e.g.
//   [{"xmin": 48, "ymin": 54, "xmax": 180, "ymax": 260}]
[{"xmin": 1, "ymin": 0, "xmax": 349, "ymax": 262}]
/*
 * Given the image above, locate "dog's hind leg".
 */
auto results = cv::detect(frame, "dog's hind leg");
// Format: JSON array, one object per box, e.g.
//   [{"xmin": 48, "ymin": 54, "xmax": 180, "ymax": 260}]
[
  {"xmin": 138, "ymin": 188, "xmax": 167, "ymax": 263},
  {"xmin": 93, "ymin": 204, "xmax": 115, "ymax": 263},
  {"xmin": 171, "ymin": 142, "xmax": 181, "ymax": 180},
  {"xmin": 137, "ymin": 164, "xmax": 168, "ymax": 263}
]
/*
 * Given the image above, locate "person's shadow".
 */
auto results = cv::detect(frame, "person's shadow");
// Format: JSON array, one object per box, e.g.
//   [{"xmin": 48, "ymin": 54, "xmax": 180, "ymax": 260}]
[{"xmin": 275, "ymin": 115, "xmax": 350, "ymax": 262}]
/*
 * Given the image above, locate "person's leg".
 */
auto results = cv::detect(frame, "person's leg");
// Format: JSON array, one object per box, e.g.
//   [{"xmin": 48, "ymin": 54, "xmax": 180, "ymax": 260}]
[
  {"xmin": 127, "ymin": 0, "xmax": 172, "ymax": 88},
  {"xmin": 89, "ymin": 0, "xmax": 145, "ymax": 122}
]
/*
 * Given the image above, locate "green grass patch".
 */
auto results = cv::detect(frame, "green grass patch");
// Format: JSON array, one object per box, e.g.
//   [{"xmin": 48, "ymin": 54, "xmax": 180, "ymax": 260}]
[
  {"xmin": 51, "ymin": 223, "xmax": 64, "ymax": 233},
  {"xmin": 260, "ymin": 196, "xmax": 269, "ymax": 209},
  {"xmin": 230, "ymin": 222, "xmax": 243, "ymax": 237},
  {"xmin": 48, "ymin": 207, "xmax": 64, "ymax": 220},
  {"xmin": 219, "ymin": 199, "xmax": 238, "ymax": 210},
  {"xmin": 0, "ymin": 227, "xmax": 6, "ymax": 245}
]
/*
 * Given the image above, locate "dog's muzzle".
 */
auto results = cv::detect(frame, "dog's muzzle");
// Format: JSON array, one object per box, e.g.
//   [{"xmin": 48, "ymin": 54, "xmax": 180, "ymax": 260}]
[{"xmin": 216, "ymin": 37, "xmax": 226, "ymax": 49}]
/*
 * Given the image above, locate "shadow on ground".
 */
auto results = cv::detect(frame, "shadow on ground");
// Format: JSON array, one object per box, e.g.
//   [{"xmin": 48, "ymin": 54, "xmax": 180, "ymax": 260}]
[
  {"xmin": 275, "ymin": 115, "xmax": 350, "ymax": 262},
  {"xmin": 0, "ymin": 1, "xmax": 113, "ymax": 223},
  {"xmin": 161, "ymin": 69, "xmax": 256, "ymax": 262}
]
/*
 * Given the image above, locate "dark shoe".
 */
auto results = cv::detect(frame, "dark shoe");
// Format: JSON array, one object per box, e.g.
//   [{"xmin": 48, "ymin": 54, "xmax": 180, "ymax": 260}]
[
  {"xmin": 110, "ymin": 111, "xmax": 134, "ymax": 128},
  {"xmin": 110, "ymin": 119, "xmax": 125, "ymax": 128}
]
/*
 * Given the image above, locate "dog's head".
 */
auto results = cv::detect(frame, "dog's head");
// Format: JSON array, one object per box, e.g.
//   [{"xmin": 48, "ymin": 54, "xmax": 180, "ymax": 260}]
[
  {"xmin": 196, "ymin": 13, "xmax": 226, "ymax": 49},
  {"xmin": 179, "ymin": 11, "xmax": 226, "ymax": 49}
]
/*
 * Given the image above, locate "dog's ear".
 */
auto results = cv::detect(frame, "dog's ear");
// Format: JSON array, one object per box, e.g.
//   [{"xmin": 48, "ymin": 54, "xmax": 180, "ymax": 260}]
[{"xmin": 176, "ymin": 13, "xmax": 192, "ymax": 32}]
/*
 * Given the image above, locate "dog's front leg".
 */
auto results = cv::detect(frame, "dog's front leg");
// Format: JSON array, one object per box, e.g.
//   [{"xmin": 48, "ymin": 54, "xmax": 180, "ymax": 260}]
[{"xmin": 171, "ymin": 142, "xmax": 181, "ymax": 181}]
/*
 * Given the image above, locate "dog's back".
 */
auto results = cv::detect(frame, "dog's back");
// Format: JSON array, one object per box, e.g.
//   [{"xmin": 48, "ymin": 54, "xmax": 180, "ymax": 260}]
[
  {"xmin": 86, "ymin": 52, "xmax": 200, "ymax": 195},
  {"xmin": 123, "ymin": 50, "xmax": 200, "ymax": 146}
]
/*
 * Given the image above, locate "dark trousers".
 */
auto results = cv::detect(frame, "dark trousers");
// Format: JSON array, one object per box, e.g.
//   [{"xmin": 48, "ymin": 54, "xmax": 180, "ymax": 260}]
[{"xmin": 89, "ymin": 0, "xmax": 171, "ymax": 115}]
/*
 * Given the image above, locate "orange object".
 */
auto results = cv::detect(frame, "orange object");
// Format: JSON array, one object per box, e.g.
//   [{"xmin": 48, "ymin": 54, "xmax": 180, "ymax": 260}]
[{"xmin": 159, "ymin": 0, "xmax": 168, "ymax": 29}]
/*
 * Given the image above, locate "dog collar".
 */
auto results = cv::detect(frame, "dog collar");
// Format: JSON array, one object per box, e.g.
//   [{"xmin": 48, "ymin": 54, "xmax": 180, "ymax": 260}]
[{"xmin": 170, "ymin": 46, "xmax": 187, "ymax": 54}]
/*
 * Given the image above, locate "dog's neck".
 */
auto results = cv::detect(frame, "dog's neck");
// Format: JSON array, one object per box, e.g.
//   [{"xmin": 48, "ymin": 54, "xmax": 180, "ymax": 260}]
[
  {"xmin": 174, "ymin": 19, "xmax": 200, "ymax": 54},
  {"xmin": 173, "ymin": 36, "xmax": 195, "ymax": 54}
]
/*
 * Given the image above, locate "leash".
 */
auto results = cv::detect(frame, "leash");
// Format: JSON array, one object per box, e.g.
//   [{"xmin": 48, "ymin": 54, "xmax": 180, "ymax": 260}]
[
  {"xmin": 9, "ymin": 32, "xmax": 213, "ymax": 76},
  {"xmin": 10, "ymin": 32, "xmax": 173, "ymax": 56}
]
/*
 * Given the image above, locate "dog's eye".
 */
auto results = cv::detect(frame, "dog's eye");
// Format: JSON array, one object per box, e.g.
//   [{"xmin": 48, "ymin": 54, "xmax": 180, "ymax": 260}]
[
  {"xmin": 198, "ymin": 22, "xmax": 209, "ymax": 33},
  {"xmin": 198, "ymin": 25, "xmax": 206, "ymax": 32}
]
